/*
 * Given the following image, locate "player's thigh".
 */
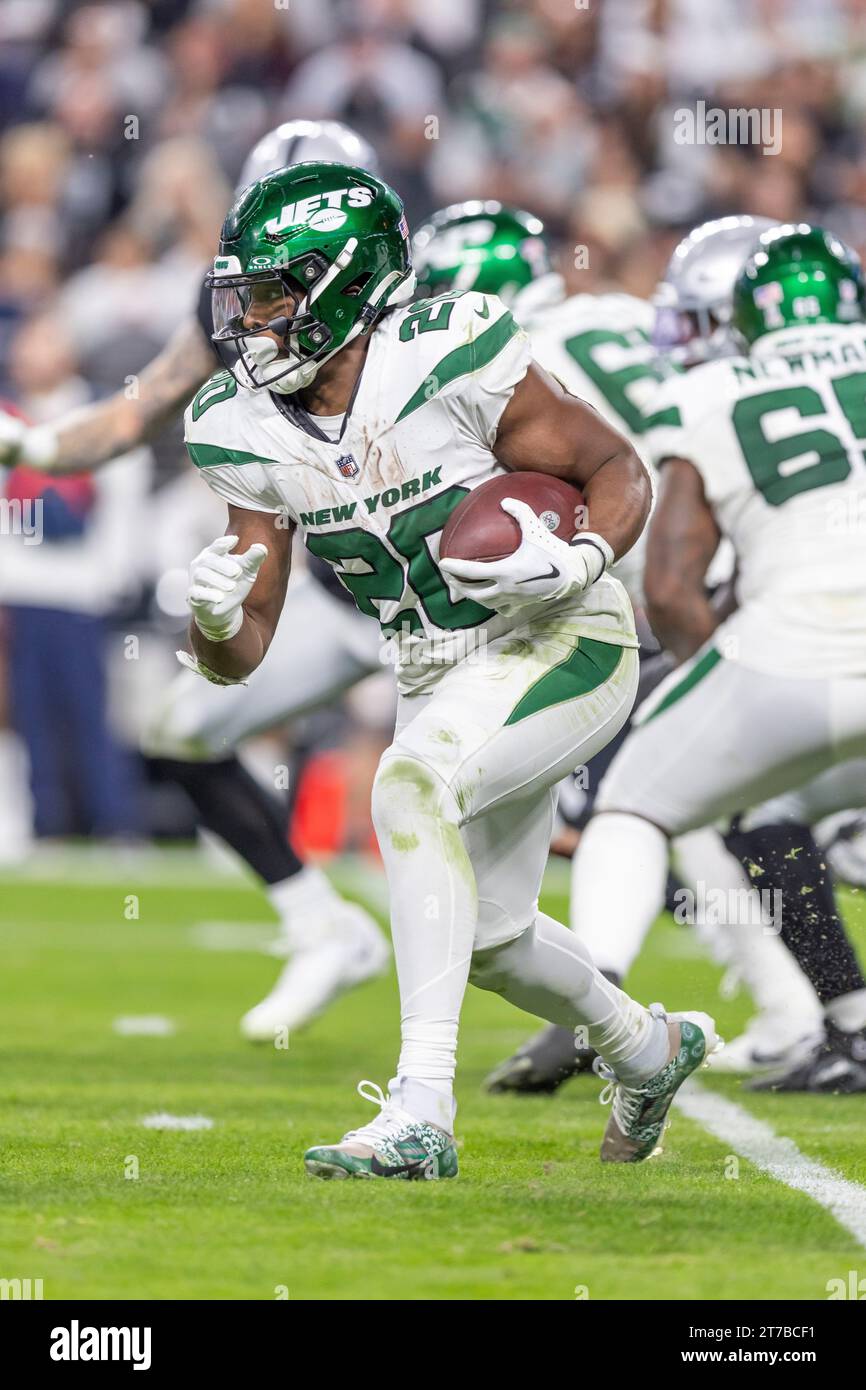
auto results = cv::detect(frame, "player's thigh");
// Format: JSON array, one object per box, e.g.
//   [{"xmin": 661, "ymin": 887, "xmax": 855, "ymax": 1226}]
[
  {"xmin": 386, "ymin": 628, "xmax": 638, "ymax": 822},
  {"xmin": 144, "ymin": 577, "xmax": 381, "ymax": 759},
  {"xmin": 596, "ymin": 652, "xmax": 847, "ymax": 835}
]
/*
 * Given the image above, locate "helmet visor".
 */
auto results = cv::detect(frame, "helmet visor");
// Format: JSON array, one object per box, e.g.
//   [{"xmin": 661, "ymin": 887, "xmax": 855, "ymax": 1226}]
[{"xmin": 208, "ymin": 268, "xmax": 331, "ymax": 390}]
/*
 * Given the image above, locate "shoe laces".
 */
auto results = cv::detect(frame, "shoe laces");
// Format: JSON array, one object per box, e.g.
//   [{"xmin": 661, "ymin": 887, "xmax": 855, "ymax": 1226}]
[
  {"xmin": 594, "ymin": 1003, "xmax": 668, "ymax": 1118},
  {"xmin": 341, "ymin": 1080, "xmax": 409, "ymax": 1147}
]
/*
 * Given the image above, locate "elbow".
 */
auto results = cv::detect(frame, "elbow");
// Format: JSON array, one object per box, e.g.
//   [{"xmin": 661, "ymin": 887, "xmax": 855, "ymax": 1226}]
[
  {"xmin": 634, "ymin": 456, "xmax": 653, "ymax": 531},
  {"xmin": 617, "ymin": 448, "xmax": 652, "ymax": 541}
]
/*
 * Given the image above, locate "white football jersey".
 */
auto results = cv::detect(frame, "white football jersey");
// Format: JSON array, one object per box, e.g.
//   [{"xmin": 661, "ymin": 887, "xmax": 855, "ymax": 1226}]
[
  {"xmin": 522, "ymin": 291, "xmax": 675, "ymax": 452},
  {"xmin": 185, "ymin": 291, "xmax": 637, "ymax": 693},
  {"xmin": 645, "ymin": 323, "xmax": 866, "ymax": 677}
]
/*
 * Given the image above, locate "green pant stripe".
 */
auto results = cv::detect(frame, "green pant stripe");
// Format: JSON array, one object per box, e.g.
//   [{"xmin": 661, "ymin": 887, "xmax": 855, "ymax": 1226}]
[
  {"xmin": 643, "ymin": 645, "xmax": 721, "ymax": 724},
  {"xmin": 504, "ymin": 636, "xmax": 625, "ymax": 726}
]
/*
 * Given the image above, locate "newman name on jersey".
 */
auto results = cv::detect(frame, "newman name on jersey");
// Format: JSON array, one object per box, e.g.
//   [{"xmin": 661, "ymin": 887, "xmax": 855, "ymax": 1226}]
[
  {"xmin": 646, "ymin": 322, "xmax": 866, "ymax": 679},
  {"xmin": 184, "ymin": 290, "xmax": 637, "ymax": 691}
]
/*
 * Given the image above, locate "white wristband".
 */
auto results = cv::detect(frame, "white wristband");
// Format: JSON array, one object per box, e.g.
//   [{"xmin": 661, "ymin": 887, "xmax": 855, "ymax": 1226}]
[
  {"xmin": 569, "ymin": 531, "xmax": 614, "ymax": 580},
  {"xmin": 192, "ymin": 607, "xmax": 244, "ymax": 644}
]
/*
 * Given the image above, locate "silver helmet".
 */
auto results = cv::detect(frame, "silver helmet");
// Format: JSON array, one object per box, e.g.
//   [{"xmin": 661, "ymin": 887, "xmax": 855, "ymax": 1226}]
[
  {"xmin": 653, "ymin": 215, "xmax": 777, "ymax": 365},
  {"xmin": 237, "ymin": 119, "xmax": 379, "ymax": 195}
]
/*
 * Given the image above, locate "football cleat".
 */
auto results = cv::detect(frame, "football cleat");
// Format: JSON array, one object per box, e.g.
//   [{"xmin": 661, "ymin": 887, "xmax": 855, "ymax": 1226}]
[
  {"xmin": 304, "ymin": 1080, "xmax": 458, "ymax": 1180},
  {"xmin": 484, "ymin": 1024, "xmax": 597, "ymax": 1094},
  {"xmin": 598, "ymin": 1008, "xmax": 721, "ymax": 1163},
  {"xmin": 240, "ymin": 904, "xmax": 389, "ymax": 1041},
  {"xmin": 747, "ymin": 1022, "xmax": 866, "ymax": 1093}
]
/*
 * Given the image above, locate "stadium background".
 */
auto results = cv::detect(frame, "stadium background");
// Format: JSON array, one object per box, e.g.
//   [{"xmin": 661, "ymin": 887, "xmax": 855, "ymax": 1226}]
[{"xmin": 2, "ymin": 0, "xmax": 865, "ymax": 857}]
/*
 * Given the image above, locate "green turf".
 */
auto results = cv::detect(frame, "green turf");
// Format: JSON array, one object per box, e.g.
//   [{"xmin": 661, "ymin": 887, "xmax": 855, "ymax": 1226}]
[{"xmin": 1, "ymin": 860, "xmax": 865, "ymax": 1300}]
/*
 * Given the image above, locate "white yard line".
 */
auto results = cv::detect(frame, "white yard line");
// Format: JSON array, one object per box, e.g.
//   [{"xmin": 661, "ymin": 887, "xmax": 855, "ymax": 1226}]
[
  {"xmin": 141, "ymin": 1113, "xmax": 214, "ymax": 1131},
  {"xmin": 113, "ymin": 1015, "xmax": 176, "ymax": 1036},
  {"xmin": 677, "ymin": 1082, "xmax": 866, "ymax": 1249}
]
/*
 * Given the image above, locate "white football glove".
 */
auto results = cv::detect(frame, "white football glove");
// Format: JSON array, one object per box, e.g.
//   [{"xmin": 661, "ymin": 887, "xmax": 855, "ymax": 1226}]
[
  {"xmin": 187, "ymin": 534, "xmax": 268, "ymax": 642},
  {"xmin": 439, "ymin": 497, "xmax": 613, "ymax": 618},
  {"xmin": 0, "ymin": 410, "xmax": 59, "ymax": 470}
]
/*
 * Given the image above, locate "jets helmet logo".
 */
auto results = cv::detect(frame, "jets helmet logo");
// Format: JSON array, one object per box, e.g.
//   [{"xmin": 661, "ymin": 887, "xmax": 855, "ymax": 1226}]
[{"xmin": 264, "ymin": 186, "xmax": 375, "ymax": 237}]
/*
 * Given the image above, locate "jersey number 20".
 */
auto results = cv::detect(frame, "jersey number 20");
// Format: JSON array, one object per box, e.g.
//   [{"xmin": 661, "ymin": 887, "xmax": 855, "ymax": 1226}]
[{"xmin": 306, "ymin": 486, "xmax": 491, "ymax": 635}]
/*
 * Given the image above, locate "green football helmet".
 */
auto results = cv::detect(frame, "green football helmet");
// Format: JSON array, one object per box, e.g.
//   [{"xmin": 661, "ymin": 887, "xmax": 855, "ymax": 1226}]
[
  {"xmin": 412, "ymin": 201, "xmax": 550, "ymax": 303},
  {"xmin": 207, "ymin": 161, "xmax": 414, "ymax": 393},
  {"xmin": 732, "ymin": 223, "xmax": 866, "ymax": 346}
]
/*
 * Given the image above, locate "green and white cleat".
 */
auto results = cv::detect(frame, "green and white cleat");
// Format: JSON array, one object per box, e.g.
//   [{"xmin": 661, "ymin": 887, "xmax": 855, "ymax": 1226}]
[
  {"xmin": 596, "ymin": 1008, "xmax": 721, "ymax": 1164},
  {"xmin": 304, "ymin": 1080, "xmax": 459, "ymax": 1181}
]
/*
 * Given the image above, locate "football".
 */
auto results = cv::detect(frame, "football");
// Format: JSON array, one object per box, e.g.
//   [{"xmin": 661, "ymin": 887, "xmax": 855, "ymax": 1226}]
[{"xmin": 439, "ymin": 471, "xmax": 586, "ymax": 563}]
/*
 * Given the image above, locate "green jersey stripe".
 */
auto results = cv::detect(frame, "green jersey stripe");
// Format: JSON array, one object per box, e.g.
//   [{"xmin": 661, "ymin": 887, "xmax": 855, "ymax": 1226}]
[
  {"xmin": 187, "ymin": 442, "xmax": 280, "ymax": 470},
  {"xmin": 396, "ymin": 312, "xmax": 521, "ymax": 422},
  {"xmin": 505, "ymin": 635, "xmax": 625, "ymax": 726},
  {"xmin": 643, "ymin": 646, "xmax": 722, "ymax": 724}
]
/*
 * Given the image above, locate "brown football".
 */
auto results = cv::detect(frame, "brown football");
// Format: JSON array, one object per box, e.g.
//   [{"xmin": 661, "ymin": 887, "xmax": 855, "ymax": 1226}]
[{"xmin": 439, "ymin": 472, "xmax": 586, "ymax": 563}]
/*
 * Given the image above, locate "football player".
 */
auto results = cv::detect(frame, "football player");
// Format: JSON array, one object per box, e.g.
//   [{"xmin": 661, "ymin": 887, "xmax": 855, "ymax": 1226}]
[
  {"xmin": 181, "ymin": 160, "xmax": 718, "ymax": 1178},
  {"xmin": 566, "ymin": 224, "xmax": 866, "ymax": 1092},
  {"xmin": 412, "ymin": 208, "xmax": 825, "ymax": 1087},
  {"xmin": 0, "ymin": 121, "xmax": 391, "ymax": 1037}
]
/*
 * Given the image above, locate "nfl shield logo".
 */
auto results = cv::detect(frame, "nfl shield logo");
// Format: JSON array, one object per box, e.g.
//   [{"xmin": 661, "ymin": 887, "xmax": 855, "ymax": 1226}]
[{"xmin": 336, "ymin": 453, "xmax": 359, "ymax": 479}]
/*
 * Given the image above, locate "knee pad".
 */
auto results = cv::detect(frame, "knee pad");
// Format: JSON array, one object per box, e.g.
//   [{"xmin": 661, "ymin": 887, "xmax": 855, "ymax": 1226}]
[{"xmin": 371, "ymin": 752, "xmax": 458, "ymax": 838}]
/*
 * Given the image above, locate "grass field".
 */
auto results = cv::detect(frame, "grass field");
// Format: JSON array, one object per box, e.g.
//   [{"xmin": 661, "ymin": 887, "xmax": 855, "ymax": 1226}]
[{"xmin": 2, "ymin": 851, "xmax": 866, "ymax": 1301}]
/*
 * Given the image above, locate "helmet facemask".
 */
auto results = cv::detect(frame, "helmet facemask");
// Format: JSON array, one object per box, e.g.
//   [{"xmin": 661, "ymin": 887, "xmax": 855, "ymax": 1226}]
[
  {"xmin": 208, "ymin": 244, "xmax": 363, "ymax": 394},
  {"xmin": 652, "ymin": 287, "xmax": 735, "ymax": 367}
]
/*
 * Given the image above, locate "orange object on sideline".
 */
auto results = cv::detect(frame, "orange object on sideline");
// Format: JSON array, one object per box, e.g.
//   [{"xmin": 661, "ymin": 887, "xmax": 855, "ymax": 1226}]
[{"xmin": 290, "ymin": 751, "xmax": 347, "ymax": 859}]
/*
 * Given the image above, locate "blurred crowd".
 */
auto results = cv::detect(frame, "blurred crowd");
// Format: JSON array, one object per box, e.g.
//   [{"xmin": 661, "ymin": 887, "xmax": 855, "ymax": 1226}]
[{"xmin": 1, "ymin": 0, "xmax": 866, "ymax": 850}]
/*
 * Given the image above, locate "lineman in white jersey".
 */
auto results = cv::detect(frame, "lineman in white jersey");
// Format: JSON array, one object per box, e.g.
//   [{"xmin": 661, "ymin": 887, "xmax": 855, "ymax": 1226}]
[
  {"xmin": 415, "ymin": 208, "xmax": 823, "ymax": 1088},
  {"xmin": 570, "ymin": 224, "xmax": 866, "ymax": 1092},
  {"xmin": 182, "ymin": 159, "xmax": 719, "ymax": 1178},
  {"xmin": 0, "ymin": 121, "xmax": 392, "ymax": 1040}
]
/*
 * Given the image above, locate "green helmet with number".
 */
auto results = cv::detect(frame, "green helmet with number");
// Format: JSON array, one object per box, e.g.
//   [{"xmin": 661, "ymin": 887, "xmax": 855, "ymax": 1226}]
[
  {"xmin": 207, "ymin": 161, "xmax": 414, "ymax": 393},
  {"xmin": 732, "ymin": 223, "xmax": 866, "ymax": 346},
  {"xmin": 412, "ymin": 201, "xmax": 551, "ymax": 304}
]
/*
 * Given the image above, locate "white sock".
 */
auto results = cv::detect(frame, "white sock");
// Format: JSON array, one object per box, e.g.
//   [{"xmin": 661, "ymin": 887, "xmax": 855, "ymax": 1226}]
[
  {"xmin": 371, "ymin": 757, "xmax": 477, "ymax": 1087},
  {"xmin": 571, "ymin": 812, "xmax": 669, "ymax": 978},
  {"xmin": 267, "ymin": 865, "xmax": 346, "ymax": 950},
  {"xmin": 825, "ymin": 988, "xmax": 866, "ymax": 1033},
  {"xmin": 398, "ymin": 1076, "xmax": 455, "ymax": 1132},
  {"xmin": 471, "ymin": 913, "xmax": 670, "ymax": 1085}
]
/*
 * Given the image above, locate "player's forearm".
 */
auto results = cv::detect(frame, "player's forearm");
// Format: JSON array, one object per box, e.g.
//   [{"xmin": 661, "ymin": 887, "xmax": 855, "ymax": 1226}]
[
  {"xmin": 25, "ymin": 319, "xmax": 214, "ymax": 475},
  {"xmin": 189, "ymin": 611, "xmax": 270, "ymax": 681},
  {"xmin": 645, "ymin": 586, "xmax": 719, "ymax": 663},
  {"xmin": 44, "ymin": 397, "xmax": 157, "ymax": 474},
  {"xmin": 580, "ymin": 451, "xmax": 652, "ymax": 560}
]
